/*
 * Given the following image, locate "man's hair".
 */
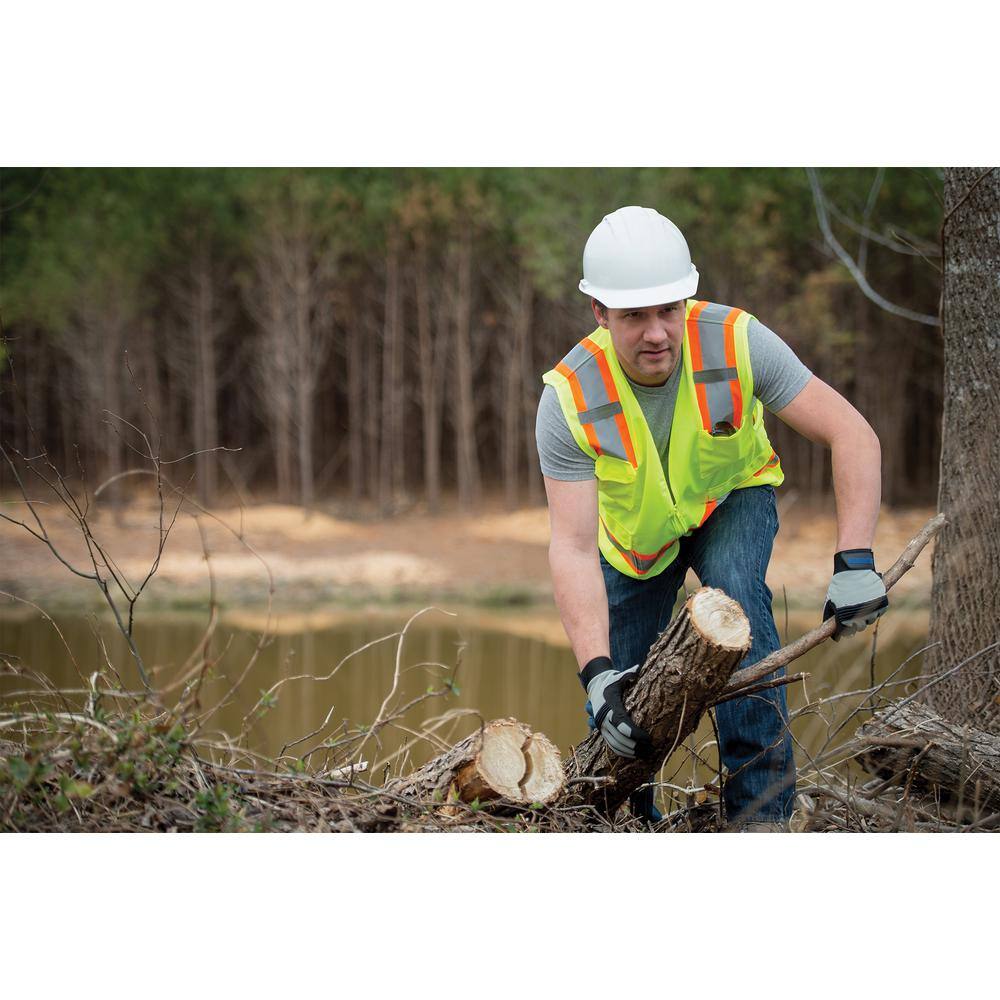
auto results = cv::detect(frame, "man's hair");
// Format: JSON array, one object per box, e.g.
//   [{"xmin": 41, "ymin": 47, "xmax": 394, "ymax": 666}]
[{"xmin": 593, "ymin": 299, "xmax": 608, "ymax": 319}]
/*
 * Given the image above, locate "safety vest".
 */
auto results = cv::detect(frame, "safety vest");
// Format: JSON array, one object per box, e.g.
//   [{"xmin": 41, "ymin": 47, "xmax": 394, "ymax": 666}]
[{"xmin": 542, "ymin": 300, "xmax": 784, "ymax": 579}]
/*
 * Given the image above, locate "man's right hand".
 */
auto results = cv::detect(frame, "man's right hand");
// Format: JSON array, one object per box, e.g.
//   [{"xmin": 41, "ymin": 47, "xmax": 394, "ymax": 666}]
[{"xmin": 579, "ymin": 656, "xmax": 653, "ymax": 759}]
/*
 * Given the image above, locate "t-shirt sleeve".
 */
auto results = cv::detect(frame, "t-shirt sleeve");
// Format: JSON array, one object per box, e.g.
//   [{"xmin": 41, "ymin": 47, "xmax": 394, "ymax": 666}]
[
  {"xmin": 747, "ymin": 317, "xmax": 813, "ymax": 412},
  {"xmin": 535, "ymin": 384, "xmax": 597, "ymax": 481}
]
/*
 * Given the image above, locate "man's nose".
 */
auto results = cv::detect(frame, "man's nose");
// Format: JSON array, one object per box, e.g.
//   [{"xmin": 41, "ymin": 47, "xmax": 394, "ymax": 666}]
[{"xmin": 643, "ymin": 321, "xmax": 669, "ymax": 343}]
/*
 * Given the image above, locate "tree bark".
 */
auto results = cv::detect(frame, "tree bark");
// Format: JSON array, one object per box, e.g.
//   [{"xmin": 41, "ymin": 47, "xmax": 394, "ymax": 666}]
[
  {"xmin": 565, "ymin": 587, "xmax": 751, "ymax": 818},
  {"xmin": 855, "ymin": 699, "xmax": 1000, "ymax": 815},
  {"xmin": 927, "ymin": 167, "xmax": 1000, "ymax": 728}
]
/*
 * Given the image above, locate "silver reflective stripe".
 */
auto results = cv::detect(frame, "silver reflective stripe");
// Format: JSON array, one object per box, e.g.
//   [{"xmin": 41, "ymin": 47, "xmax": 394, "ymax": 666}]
[
  {"xmin": 563, "ymin": 342, "xmax": 593, "ymax": 371},
  {"xmin": 694, "ymin": 303, "xmax": 731, "ymax": 369},
  {"xmin": 693, "ymin": 366, "xmax": 738, "ymax": 385},
  {"xmin": 574, "ymin": 355, "xmax": 607, "ymax": 412},
  {"xmin": 704, "ymin": 379, "xmax": 734, "ymax": 429},
  {"xmin": 565, "ymin": 349, "xmax": 629, "ymax": 461},
  {"xmin": 579, "ymin": 400, "xmax": 623, "ymax": 423},
  {"xmin": 602, "ymin": 521, "xmax": 673, "ymax": 575},
  {"xmin": 591, "ymin": 416, "xmax": 628, "ymax": 460},
  {"xmin": 692, "ymin": 306, "xmax": 738, "ymax": 430}
]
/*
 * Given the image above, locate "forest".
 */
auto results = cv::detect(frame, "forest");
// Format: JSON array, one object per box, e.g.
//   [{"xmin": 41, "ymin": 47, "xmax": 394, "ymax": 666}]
[
  {"xmin": 0, "ymin": 167, "xmax": 943, "ymax": 510},
  {"xmin": 7, "ymin": 166, "xmax": 999, "ymax": 837}
]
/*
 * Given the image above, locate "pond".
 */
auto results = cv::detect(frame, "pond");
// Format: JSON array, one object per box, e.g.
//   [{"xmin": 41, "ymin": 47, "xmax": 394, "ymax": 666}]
[{"xmin": 0, "ymin": 602, "xmax": 931, "ymax": 800}]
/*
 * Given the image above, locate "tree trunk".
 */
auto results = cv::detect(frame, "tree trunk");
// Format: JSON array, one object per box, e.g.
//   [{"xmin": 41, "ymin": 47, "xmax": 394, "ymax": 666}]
[
  {"xmin": 501, "ymin": 268, "xmax": 532, "ymax": 509},
  {"xmin": 191, "ymin": 239, "xmax": 219, "ymax": 507},
  {"xmin": 346, "ymin": 308, "xmax": 365, "ymax": 502},
  {"xmin": 386, "ymin": 718, "xmax": 564, "ymax": 806},
  {"xmin": 927, "ymin": 167, "xmax": 1000, "ymax": 727},
  {"xmin": 453, "ymin": 224, "xmax": 480, "ymax": 511},
  {"xmin": 364, "ymin": 312, "xmax": 380, "ymax": 503},
  {"xmin": 414, "ymin": 232, "xmax": 442, "ymax": 513},
  {"xmin": 565, "ymin": 587, "xmax": 751, "ymax": 818},
  {"xmin": 378, "ymin": 229, "xmax": 403, "ymax": 513},
  {"xmin": 856, "ymin": 699, "xmax": 1000, "ymax": 816}
]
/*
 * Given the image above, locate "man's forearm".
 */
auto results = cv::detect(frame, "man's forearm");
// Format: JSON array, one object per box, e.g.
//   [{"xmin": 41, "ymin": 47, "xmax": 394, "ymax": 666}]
[
  {"xmin": 548, "ymin": 541, "xmax": 609, "ymax": 671},
  {"xmin": 830, "ymin": 423, "xmax": 882, "ymax": 551}
]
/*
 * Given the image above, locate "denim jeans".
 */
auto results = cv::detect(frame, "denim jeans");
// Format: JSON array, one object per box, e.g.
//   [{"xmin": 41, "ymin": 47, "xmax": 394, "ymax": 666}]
[{"xmin": 600, "ymin": 484, "xmax": 795, "ymax": 823}]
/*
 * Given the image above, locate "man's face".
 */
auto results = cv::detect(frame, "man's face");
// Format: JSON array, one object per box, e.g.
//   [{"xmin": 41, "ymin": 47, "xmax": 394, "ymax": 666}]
[{"xmin": 592, "ymin": 300, "xmax": 685, "ymax": 387}]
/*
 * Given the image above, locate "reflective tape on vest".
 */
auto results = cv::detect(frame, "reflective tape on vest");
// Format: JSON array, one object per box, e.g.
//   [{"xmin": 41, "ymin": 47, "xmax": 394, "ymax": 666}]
[
  {"xmin": 753, "ymin": 451, "xmax": 780, "ymax": 477},
  {"xmin": 555, "ymin": 337, "xmax": 637, "ymax": 465},
  {"xmin": 601, "ymin": 518, "xmax": 677, "ymax": 576},
  {"xmin": 687, "ymin": 301, "xmax": 745, "ymax": 435}
]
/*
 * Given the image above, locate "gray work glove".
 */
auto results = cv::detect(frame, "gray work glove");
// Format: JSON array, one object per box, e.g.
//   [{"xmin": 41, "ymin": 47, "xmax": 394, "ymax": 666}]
[
  {"xmin": 579, "ymin": 656, "xmax": 653, "ymax": 759},
  {"xmin": 822, "ymin": 548, "xmax": 889, "ymax": 641}
]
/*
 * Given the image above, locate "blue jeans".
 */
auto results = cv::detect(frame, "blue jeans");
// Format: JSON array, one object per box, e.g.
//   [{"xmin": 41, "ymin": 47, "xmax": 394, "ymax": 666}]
[{"xmin": 600, "ymin": 484, "xmax": 795, "ymax": 823}]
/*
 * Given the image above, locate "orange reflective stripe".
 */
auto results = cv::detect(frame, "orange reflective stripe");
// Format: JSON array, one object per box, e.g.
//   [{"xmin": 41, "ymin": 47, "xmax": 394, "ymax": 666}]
[
  {"xmin": 699, "ymin": 498, "xmax": 718, "ymax": 527},
  {"xmin": 687, "ymin": 301, "xmax": 709, "ymax": 369},
  {"xmin": 753, "ymin": 451, "xmax": 779, "ymax": 477},
  {"xmin": 723, "ymin": 308, "xmax": 744, "ymax": 429},
  {"xmin": 580, "ymin": 337, "xmax": 637, "ymax": 468},
  {"xmin": 602, "ymin": 519, "xmax": 676, "ymax": 576},
  {"xmin": 555, "ymin": 361, "xmax": 602, "ymax": 455},
  {"xmin": 686, "ymin": 301, "xmax": 713, "ymax": 431}
]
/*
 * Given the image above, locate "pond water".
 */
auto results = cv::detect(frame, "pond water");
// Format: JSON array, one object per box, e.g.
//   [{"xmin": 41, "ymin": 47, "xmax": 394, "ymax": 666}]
[{"xmin": 0, "ymin": 603, "xmax": 931, "ymax": 799}]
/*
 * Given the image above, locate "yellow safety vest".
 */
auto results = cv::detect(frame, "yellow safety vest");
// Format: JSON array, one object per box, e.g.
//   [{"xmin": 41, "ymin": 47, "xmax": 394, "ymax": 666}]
[{"xmin": 542, "ymin": 300, "xmax": 784, "ymax": 579}]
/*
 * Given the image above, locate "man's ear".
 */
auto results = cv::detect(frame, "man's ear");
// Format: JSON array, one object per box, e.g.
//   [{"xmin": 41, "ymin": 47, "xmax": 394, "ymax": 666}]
[{"xmin": 591, "ymin": 299, "xmax": 608, "ymax": 328}]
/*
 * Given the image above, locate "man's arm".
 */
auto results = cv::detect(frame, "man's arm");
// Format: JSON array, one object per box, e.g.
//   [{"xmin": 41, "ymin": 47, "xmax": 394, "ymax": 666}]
[
  {"xmin": 773, "ymin": 374, "xmax": 881, "ymax": 549},
  {"xmin": 542, "ymin": 475, "xmax": 609, "ymax": 672},
  {"xmin": 544, "ymin": 474, "xmax": 653, "ymax": 758}
]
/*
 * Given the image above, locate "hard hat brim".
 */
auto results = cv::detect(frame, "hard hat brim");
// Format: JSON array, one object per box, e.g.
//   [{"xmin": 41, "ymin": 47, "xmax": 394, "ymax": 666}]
[{"xmin": 578, "ymin": 265, "xmax": 699, "ymax": 309}]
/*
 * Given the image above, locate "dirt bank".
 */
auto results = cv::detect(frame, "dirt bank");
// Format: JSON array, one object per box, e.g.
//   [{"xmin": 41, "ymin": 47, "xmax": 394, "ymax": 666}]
[{"xmin": 1, "ymin": 493, "xmax": 934, "ymax": 611}]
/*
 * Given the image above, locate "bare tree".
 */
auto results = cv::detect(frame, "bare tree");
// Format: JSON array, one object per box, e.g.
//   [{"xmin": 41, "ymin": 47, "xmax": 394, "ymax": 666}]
[
  {"xmin": 241, "ymin": 179, "xmax": 338, "ymax": 506},
  {"xmin": 413, "ymin": 227, "xmax": 445, "ymax": 513},
  {"xmin": 378, "ymin": 226, "xmax": 405, "ymax": 512},
  {"xmin": 167, "ymin": 231, "xmax": 232, "ymax": 506},
  {"xmin": 451, "ymin": 221, "xmax": 481, "ymax": 511}
]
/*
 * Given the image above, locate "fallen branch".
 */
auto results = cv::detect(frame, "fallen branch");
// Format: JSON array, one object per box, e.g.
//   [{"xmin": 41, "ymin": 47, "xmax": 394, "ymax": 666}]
[
  {"xmin": 853, "ymin": 699, "xmax": 1000, "ymax": 814},
  {"xmin": 723, "ymin": 512, "xmax": 946, "ymax": 694}
]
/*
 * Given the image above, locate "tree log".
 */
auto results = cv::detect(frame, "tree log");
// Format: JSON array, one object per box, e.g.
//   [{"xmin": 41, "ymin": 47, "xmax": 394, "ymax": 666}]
[
  {"xmin": 855, "ymin": 699, "xmax": 1000, "ymax": 813},
  {"xmin": 565, "ymin": 587, "xmax": 750, "ymax": 817},
  {"xmin": 386, "ymin": 718, "xmax": 564, "ymax": 806}
]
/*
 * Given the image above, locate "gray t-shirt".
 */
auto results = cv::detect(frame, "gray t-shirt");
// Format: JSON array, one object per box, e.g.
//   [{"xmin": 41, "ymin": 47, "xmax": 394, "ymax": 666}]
[{"xmin": 536, "ymin": 316, "xmax": 811, "ymax": 481}]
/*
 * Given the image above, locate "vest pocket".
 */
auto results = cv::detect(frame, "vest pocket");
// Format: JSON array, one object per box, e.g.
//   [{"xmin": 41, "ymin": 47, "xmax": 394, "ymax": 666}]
[
  {"xmin": 595, "ymin": 455, "xmax": 639, "ymax": 525},
  {"xmin": 694, "ymin": 417, "xmax": 772, "ymax": 496}
]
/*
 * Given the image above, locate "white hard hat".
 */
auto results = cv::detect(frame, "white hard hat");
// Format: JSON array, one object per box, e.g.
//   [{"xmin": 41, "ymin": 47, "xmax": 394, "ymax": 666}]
[{"xmin": 579, "ymin": 206, "xmax": 699, "ymax": 308}]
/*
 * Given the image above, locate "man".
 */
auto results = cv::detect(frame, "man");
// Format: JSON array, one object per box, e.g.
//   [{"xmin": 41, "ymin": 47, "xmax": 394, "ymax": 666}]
[{"xmin": 536, "ymin": 206, "xmax": 888, "ymax": 830}]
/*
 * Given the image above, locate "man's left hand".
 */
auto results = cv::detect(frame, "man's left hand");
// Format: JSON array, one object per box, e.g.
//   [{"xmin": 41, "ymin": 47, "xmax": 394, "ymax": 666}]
[{"xmin": 823, "ymin": 548, "xmax": 888, "ymax": 641}]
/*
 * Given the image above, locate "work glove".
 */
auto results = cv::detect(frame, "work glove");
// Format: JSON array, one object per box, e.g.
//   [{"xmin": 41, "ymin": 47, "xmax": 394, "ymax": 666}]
[
  {"xmin": 822, "ymin": 548, "xmax": 889, "ymax": 641},
  {"xmin": 584, "ymin": 700, "xmax": 662, "ymax": 820},
  {"xmin": 579, "ymin": 656, "xmax": 653, "ymax": 759}
]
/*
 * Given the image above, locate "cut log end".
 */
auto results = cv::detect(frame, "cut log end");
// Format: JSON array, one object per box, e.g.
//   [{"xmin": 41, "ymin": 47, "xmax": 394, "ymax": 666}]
[
  {"xmin": 459, "ymin": 719, "xmax": 528, "ymax": 801},
  {"xmin": 391, "ymin": 718, "xmax": 564, "ymax": 808},
  {"xmin": 689, "ymin": 587, "xmax": 751, "ymax": 651},
  {"xmin": 521, "ymin": 732, "xmax": 565, "ymax": 805}
]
